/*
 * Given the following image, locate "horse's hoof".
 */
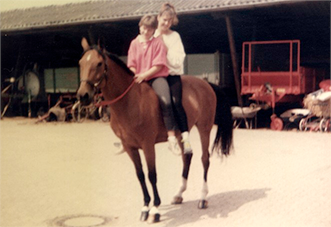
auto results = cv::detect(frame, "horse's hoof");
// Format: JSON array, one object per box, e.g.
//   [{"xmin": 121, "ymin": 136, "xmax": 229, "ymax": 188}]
[
  {"xmin": 198, "ymin": 200, "xmax": 208, "ymax": 209},
  {"xmin": 140, "ymin": 211, "xmax": 149, "ymax": 222},
  {"xmin": 147, "ymin": 213, "xmax": 160, "ymax": 224},
  {"xmin": 171, "ymin": 196, "xmax": 183, "ymax": 204}
]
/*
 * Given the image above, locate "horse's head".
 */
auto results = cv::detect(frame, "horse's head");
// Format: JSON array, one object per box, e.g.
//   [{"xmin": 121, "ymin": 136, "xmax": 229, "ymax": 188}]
[{"xmin": 77, "ymin": 37, "xmax": 107, "ymax": 106}]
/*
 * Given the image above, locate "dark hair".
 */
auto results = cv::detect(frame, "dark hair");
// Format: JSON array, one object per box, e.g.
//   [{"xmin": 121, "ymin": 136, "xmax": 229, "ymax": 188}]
[
  {"xmin": 159, "ymin": 2, "xmax": 179, "ymax": 26},
  {"xmin": 139, "ymin": 15, "xmax": 158, "ymax": 29}
]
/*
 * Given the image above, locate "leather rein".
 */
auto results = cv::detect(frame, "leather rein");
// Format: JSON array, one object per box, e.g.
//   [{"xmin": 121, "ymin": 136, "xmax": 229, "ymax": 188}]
[{"xmin": 80, "ymin": 46, "xmax": 135, "ymax": 106}]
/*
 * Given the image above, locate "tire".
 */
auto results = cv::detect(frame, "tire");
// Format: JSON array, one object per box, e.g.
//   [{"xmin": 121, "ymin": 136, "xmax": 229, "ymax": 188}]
[
  {"xmin": 72, "ymin": 101, "xmax": 87, "ymax": 123},
  {"xmin": 299, "ymin": 118, "xmax": 307, "ymax": 131},
  {"xmin": 98, "ymin": 106, "xmax": 110, "ymax": 122},
  {"xmin": 319, "ymin": 118, "xmax": 330, "ymax": 132},
  {"xmin": 270, "ymin": 116, "xmax": 283, "ymax": 131}
]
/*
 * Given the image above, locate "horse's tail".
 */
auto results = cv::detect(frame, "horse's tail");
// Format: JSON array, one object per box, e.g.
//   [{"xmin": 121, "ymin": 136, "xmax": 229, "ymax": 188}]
[{"xmin": 209, "ymin": 83, "xmax": 233, "ymax": 156}]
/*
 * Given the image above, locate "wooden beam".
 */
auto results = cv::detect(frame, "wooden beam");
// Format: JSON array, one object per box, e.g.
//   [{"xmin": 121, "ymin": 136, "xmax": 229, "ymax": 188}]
[{"xmin": 225, "ymin": 15, "xmax": 243, "ymax": 107}]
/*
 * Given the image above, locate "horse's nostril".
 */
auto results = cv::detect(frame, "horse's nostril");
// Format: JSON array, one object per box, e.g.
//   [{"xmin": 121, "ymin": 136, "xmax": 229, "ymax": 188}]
[
  {"xmin": 78, "ymin": 93, "xmax": 90, "ymax": 105},
  {"xmin": 82, "ymin": 93, "xmax": 89, "ymax": 101}
]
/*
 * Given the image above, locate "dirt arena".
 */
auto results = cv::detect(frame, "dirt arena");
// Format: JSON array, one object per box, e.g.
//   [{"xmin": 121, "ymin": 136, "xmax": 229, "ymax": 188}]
[{"xmin": 1, "ymin": 117, "xmax": 330, "ymax": 227}]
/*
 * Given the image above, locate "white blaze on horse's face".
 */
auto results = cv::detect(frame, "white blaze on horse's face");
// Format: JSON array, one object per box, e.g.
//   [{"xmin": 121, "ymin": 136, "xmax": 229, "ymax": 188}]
[{"xmin": 86, "ymin": 53, "xmax": 92, "ymax": 62}]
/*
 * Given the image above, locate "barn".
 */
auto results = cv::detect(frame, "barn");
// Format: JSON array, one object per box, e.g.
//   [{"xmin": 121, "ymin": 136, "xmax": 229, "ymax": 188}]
[{"xmin": 1, "ymin": 0, "xmax": 330, "ymax": 118}]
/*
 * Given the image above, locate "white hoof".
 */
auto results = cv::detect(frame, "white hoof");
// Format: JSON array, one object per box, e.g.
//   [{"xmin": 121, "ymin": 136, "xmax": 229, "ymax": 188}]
[
  {"xmin": 147, "ymin": 206, "xmax": 160, "ymax": 223},
  {"xmin": 140, "ymin": 211, "xmax": 149, "ymax": 222},
  {"xmin": 140, "ymin": 206, "xmax": 149, "ymax": 222},
  {"xmin": 147, "ymin": 213, "xmax": 160, "ymax": 223},
  {"xmin": 198, "ymin": 200, "xmax": 208, "ymax": 209}
]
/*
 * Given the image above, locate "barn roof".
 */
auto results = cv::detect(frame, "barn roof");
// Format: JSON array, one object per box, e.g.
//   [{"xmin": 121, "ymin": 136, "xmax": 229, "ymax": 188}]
[{"xmin": 1, "ymin": 0, "xmax": 296, "ymax": 32}]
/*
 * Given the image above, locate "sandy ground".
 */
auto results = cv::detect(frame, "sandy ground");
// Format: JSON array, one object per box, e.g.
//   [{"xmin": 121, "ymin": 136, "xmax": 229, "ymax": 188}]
[{"xmin": 1, "ymin": 117, "xmax": 331, "ymax": 227}]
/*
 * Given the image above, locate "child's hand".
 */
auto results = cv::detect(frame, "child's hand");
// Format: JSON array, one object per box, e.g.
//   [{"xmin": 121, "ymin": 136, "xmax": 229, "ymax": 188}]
[{"xmin": 134, "ymin": 73, "xmax": 146, "ymax": 84}]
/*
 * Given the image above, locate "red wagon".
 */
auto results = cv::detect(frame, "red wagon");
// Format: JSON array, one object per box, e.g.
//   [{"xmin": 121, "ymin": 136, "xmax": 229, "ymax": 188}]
[{"xmin": 241, "ymin": 40, "xmax": 324, "ymax": 130}]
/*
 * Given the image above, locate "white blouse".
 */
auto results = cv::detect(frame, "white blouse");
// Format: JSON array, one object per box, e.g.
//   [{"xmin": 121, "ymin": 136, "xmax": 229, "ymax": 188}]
[{"xmin": 155, "ymin": 30, "xmax": 186, "ymax": 75}]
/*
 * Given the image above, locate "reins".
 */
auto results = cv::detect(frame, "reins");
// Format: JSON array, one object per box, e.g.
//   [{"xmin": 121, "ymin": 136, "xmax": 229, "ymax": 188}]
[
  {"xmin": 95, "ymin": 80, "xmax": 135, "ymax": 107},
  {"xmin": 80, "ymin": 45, "xmax": 135, "ymax": 106}
]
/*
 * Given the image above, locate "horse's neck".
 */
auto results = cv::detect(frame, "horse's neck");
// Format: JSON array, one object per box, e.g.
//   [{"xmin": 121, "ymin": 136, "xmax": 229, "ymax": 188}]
[{"xmin": 101, "ymin": 59, "xmax": 137, "ymax": 109}]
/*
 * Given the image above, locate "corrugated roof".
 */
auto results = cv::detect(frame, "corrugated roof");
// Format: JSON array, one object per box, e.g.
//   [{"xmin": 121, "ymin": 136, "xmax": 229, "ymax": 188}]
[{"xmin": 0, "ymin": 0, "xmax": 295, "ymax": 32}]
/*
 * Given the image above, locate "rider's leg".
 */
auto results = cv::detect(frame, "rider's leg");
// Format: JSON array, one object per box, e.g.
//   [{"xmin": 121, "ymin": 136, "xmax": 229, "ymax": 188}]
[
  {"xmin": 167, "ymin": 76, "xmax": 192, "ymax": 154},
  {"xmin": 150, "ymin": 77, "xmax": 180, "ymax": 155}
]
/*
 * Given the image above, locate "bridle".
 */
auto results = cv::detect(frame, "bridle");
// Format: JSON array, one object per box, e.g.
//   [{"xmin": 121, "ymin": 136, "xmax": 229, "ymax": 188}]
[
  {"xmin": 80, "ymin": 45, "xmax": 108, "ymax": 88},
  {"xmin": 79, "ymin": 45, "xmax": 135, "ymax": 106}
]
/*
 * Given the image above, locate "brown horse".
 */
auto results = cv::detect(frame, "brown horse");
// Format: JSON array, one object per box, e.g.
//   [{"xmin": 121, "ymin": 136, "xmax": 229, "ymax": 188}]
[{"xmin": 77, "ymin": 38, "xmax": 233, "ymax": 223}]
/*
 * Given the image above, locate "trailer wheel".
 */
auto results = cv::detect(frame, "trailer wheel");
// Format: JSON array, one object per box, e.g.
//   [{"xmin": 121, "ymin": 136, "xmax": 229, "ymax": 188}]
[
  {"xmin": 98, "ymin": 105, "xmax": 110, "ymax": 122},
  {"xmin": 71, "ymin": 101, "xmax": 87, "ymax": 123},
  {"xmin": 319, "ymin": 118, "xmax": 330, "ymax": 132},
  {"xmin": 299, "ymin": 118, "xmax": 308, "ymax": 131},
  {"xmin": 270, "ymin": 114, "xmax": 283, "ymax": 131}
]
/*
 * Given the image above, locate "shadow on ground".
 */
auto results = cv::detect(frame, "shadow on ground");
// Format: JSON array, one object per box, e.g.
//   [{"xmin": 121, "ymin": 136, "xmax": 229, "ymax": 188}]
[{"xmin": 161, "ymin": 188, "xmax": 270, "ymax": 226}]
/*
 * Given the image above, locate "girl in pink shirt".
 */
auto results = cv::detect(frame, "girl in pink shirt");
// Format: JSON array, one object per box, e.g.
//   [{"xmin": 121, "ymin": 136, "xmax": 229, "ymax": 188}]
[{"xmin": 127, "ymin": 15, "xmax": 180, "ymax": 154}]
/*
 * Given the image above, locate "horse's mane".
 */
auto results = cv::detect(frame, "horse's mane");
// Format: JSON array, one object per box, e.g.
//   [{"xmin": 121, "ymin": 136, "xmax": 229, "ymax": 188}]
[
  {"xmin": 106, "ymin": 51, "xmax": 134, "ymax": 77},
  {"xmin": 83, "ymin": 45, "xmax": 134, "ymax": 77}
]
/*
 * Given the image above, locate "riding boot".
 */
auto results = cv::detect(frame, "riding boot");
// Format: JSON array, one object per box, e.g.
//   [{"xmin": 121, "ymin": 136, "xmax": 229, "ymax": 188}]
[{"xmin": 168, "ymin": 136, "xmax": 181, "ymax": 155}]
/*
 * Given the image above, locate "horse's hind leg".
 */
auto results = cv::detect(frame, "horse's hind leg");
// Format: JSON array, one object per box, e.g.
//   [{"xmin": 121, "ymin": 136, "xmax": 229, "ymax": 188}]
[
  {"xmin": 172, "ymin": 152, "xmax": 193, "ymax": 204},
  {"xmin": 197, "ymin": 128, "xmax": 211, "ymax": 209}
]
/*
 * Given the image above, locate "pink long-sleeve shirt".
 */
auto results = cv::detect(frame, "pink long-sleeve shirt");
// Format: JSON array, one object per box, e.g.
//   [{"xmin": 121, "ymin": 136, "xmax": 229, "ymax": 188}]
[{"xmin": 127, "ymin": 35, "xmax": 168, "ymax": 81}]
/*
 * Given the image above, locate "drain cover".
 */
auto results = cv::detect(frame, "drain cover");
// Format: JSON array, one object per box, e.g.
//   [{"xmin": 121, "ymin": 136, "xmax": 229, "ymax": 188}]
[
  {"xmin": 64, "ymin": 216, "xmax": 105, "ymax": 227},
  {"xmin": 50, "ymin": 214, "xmax": 111, "ymax": 227}
]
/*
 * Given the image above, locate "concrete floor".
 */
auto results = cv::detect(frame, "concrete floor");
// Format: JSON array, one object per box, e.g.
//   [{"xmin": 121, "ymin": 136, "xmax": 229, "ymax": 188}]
[{"xmin": 1, "ymin": 117, "xmax": 331, "ymax": 227}]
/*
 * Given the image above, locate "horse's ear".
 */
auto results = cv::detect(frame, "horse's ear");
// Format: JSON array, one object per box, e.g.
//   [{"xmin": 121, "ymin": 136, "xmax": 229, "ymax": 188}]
[{"xmin": 81, "ymin": 37, "xmax": 90, "ymax": 51}]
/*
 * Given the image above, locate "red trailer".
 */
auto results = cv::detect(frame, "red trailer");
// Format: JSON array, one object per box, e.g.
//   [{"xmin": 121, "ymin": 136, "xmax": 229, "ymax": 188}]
[{"xmin": 241, "ymin": 40, "xmax": 324, "ymax": 130}]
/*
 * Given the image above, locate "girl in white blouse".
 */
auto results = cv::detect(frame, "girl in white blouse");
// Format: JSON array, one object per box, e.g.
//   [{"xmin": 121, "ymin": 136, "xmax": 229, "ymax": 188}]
[{"xmin": 155, "ymin": 2, "xmax": 192, "ymax": 154}]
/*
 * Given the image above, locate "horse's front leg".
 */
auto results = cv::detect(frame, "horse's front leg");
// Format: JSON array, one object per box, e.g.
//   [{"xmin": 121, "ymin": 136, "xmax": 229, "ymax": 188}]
[
  {"xmin": 126, "ymin": 148, "xmax": 151, "ymax": 221},
  {"xmin": 142, "ymin": 145, "xmax": 161, "ymax": 223}
]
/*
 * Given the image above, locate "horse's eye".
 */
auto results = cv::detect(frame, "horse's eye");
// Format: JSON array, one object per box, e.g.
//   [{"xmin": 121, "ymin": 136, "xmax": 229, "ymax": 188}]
[{"xmin": 97, "ymin": 62, "xmax": 103, "ymax": 67}]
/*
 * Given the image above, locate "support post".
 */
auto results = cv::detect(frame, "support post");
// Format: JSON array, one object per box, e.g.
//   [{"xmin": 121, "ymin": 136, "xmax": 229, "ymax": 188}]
[{"xmin": 225, "ymin": 16, "xmax": 243, "ymax": 107}]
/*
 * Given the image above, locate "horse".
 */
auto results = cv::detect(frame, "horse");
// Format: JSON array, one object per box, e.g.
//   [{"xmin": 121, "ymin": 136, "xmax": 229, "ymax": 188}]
[{"xmin": 77, "ymin": 37, "xmax": 233, "ymax": 223}]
